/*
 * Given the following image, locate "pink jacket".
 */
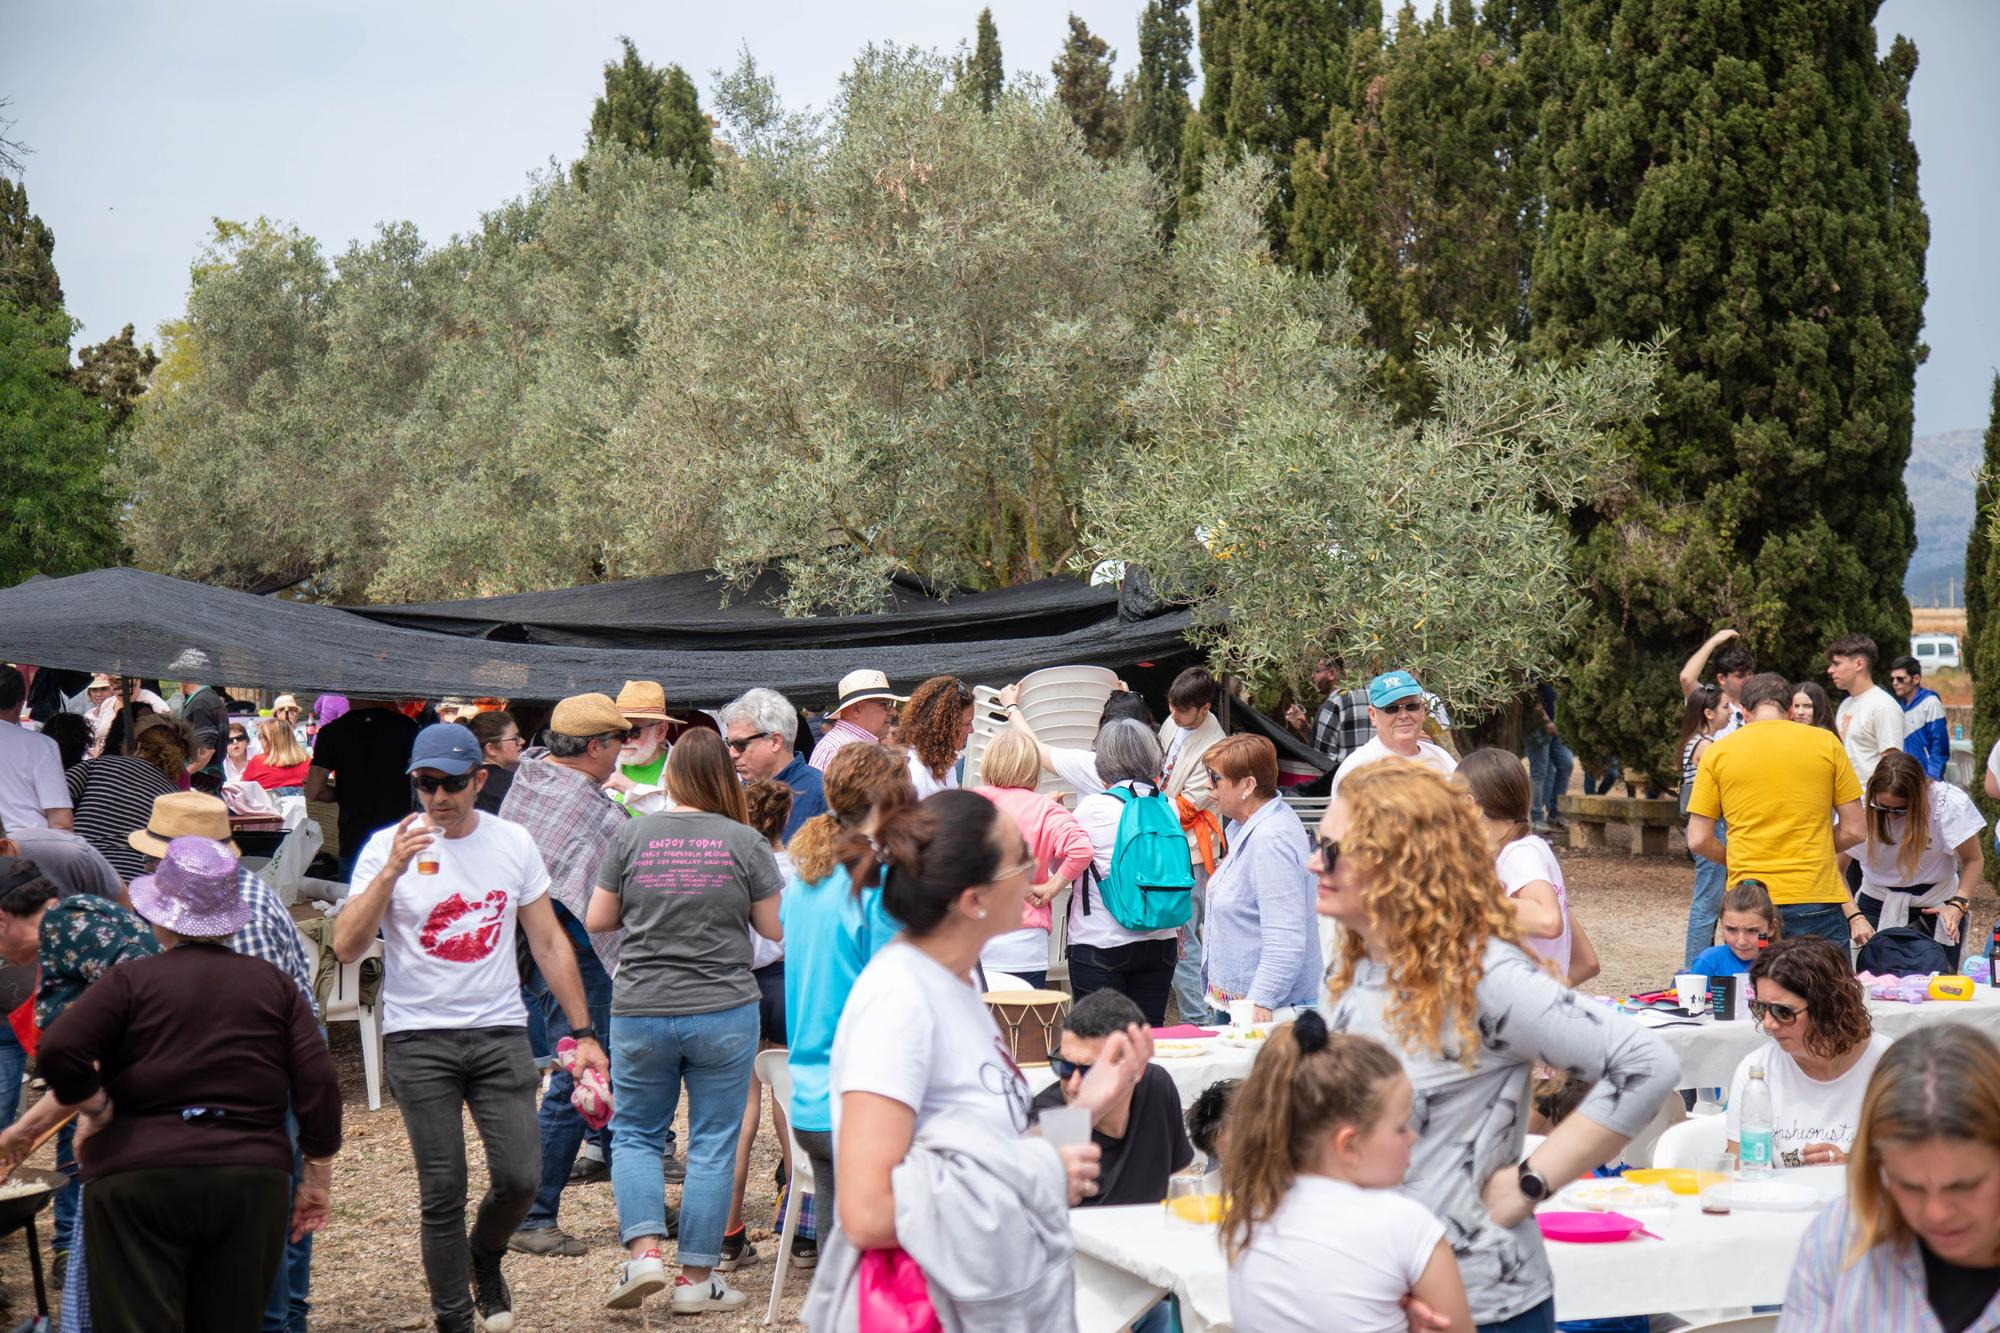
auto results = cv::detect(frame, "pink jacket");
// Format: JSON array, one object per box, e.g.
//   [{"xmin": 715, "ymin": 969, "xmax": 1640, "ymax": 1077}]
[{"xmin": 973, "ymin": 784, "xmax": 1096, "ymax": 933}]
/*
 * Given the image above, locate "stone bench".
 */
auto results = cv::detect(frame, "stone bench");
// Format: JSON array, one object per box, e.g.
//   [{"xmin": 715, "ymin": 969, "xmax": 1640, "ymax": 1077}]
[{"xmin": 1557, "ymin": 794, "xmax": 1682, "ymax": 857}]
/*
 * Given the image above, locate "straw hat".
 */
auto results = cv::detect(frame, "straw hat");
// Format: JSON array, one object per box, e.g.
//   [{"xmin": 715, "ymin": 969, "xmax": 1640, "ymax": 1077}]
[
  {"xmin": 128, "ymin": 791, "xmax": 240, "ymax": 860},
  {"xmin": 128, "ymin": 836, "xmax": 250, "ymax": 937},
  {"xmin": 614, "ymin": 680, "xmax": 684, "ymax": 725},
  {"xmin": 271, "ymin": 694, "xmax": 302, "ymax": 714},
  {"xmin": 827, "ymin": 669, "xmax": 907, "ymax": 716},
  {"xmin": 550, "ymin": 693, "xmax": 632, "ymax": 738}
]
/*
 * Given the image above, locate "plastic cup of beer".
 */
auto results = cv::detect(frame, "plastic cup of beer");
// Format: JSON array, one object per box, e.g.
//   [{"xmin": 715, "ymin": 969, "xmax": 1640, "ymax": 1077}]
[
  {"xmin": 1698, "ymin": 1154, "xmax": 1735, "ymax": 1216},
  {"xmin": 414, "ymin": 818, "xmax": 440, "ymax": 875}
]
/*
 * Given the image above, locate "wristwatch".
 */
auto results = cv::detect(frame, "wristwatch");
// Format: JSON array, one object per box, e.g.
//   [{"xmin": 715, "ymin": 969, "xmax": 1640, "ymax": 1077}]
[
  {"xmin": 1517, "ymin": 1160, "xmax": 1553, "ymax": 1203},
  {"xmin": 571, "ymin": 1026, "xmax": 599, "ymax": 1044}
]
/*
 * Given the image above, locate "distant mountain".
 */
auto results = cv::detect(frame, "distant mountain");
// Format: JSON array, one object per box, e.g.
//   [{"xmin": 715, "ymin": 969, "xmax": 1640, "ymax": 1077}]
[{"xmin": 1904, "ymin": 428, "xmax": 1984, "ymax": 606}]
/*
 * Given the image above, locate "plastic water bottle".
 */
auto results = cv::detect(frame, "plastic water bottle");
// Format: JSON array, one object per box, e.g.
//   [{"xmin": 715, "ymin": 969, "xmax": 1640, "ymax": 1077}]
[{"xmin": 1739, "ymin": 1066, "xmax": 1776, "ymax": 1174}]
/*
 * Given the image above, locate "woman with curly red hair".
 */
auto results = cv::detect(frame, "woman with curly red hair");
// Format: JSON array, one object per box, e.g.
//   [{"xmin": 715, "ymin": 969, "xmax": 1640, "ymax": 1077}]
[
  {"xmin": 899, "ymin": 675, "xmax": 974, "ymax": 798},
  {"xmin": 1314, "ymin": 759, "xmax": 1677, "ymax": 1333}
]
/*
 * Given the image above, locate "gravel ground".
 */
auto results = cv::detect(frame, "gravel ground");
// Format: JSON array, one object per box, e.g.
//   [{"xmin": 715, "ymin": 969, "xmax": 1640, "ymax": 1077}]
[{"xmin": 1, "ymin": 833, "xmax": 1993, "ymax": 1329}]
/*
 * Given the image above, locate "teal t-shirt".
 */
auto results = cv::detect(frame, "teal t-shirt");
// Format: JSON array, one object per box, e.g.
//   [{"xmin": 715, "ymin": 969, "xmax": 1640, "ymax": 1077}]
[
  {"xmin": 1691, "ymin": 943, "xmax": 1753, "ymax": 976},
  {"xmin": 780, "ymin": 864, "xmax": 904, "ymax": 1132}
]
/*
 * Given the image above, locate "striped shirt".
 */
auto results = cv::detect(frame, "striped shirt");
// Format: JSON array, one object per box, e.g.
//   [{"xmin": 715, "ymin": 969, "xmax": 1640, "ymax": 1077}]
[
  {"xmin": 808, "ymin": 718, "xmax": 879, "ymax": 773},
  {"xmin": 1782, "ymin": 1197, "xmax": 2000, "ymax": 1332},
  {"xmin": 66, "ymin": 755, "xmax": 178, "ymax": 884}
]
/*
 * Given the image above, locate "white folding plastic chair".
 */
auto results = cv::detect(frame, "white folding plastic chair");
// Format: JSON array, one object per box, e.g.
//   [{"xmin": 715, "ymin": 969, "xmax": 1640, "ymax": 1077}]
[
  {"xmin": 755, "ymin": 1049, "xmax": 815, "ymax": 1325},
  {"xmin": 1649, "ymin": 1112, "xmax": 1728, "ymax": 1168},
  {"xmin": 318, "ymin": 935, "xmax": 386, "ymax": 1111}
]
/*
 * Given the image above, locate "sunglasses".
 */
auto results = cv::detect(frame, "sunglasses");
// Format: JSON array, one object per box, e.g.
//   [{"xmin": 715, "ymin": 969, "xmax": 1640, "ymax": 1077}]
[
  {"xmin": 1749, "ymin": 999, "xmax": 1803, "ymax": 1025},
  {"xmin": 413, "ymin": 772, "xmax": 476, "ymax": 794},
  {"xmin": 1049, "ymin": 1057, "xmax": 1093, "ymax": 1081},
  {"xmin": 725, "ymin": 731, "xmax": 773, "ymax": 754},
  {"xmin": 1867, "ymin": 802, "xmax": 1908, "ymax": 816},
  {"xmin": 1377, "ymin": 699, "xmax": 1424, "ymax": 715},
  {"xmin": 1309, "ymin": 835, "xmax": 1341, "ymax": 871}
]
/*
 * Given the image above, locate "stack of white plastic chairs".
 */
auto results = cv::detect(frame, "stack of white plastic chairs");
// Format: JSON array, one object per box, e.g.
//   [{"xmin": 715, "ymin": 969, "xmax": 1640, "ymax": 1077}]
[{"xmin": 965, "ymin": 665, "xmax": 1119, "ymax": 798}]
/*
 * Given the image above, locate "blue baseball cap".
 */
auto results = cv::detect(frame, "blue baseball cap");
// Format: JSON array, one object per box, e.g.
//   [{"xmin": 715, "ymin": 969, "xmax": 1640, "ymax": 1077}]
[
  {"xmin": 1368, "ymin": 670, "xmax": 1425, "ymax": 708},
  {"xmin": 407, "ymin": 722, "xmax": 483, "ymax": 776}
]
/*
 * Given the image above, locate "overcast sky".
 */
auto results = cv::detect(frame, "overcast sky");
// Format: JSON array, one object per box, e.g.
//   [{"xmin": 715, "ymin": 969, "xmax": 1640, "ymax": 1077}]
[{"xmin": 4, "ymin": 0, "xmax": 1994, "ymax": 437}]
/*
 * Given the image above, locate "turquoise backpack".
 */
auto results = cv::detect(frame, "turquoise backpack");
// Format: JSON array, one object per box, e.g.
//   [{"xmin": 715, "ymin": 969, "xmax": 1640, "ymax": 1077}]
[{"xmin": 1081, "ymin": 784, "xmax": 1195, "ymax": 932}]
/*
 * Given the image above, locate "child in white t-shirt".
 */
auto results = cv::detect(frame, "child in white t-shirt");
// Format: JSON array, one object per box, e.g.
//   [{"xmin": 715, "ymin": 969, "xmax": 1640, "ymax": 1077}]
[{"xmin": 1225, "ymin": 1014, "xmax": 1472, "ymax": 1333}]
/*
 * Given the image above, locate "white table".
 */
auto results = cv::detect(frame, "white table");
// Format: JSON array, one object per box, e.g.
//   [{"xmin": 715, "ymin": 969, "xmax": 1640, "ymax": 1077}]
[
  {"xmin": 1025, "ymin": 1036, "xmax": 1257, "ymax": 1109},
  {"xmin": 1068, "ymin": 1168, "xmax": 1846, "ymax": 1332},
  {"xmin": 1650, "ymin": 983, "xmax": 2000, "ymax": 1089}
]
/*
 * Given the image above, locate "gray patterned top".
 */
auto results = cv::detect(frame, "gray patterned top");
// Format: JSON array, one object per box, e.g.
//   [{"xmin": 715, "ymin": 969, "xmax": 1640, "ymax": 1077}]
[{"xmin": 1325, "ymin": 938, "xmax": 1680, "ymax": 1326}]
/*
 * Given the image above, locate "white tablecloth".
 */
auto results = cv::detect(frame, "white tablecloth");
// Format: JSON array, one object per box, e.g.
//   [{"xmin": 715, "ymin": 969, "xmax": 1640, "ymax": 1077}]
[
  {"xmin": 1069, "ymin": 1167, "xmax": 1846, "ymax": 1331},
  {"xmin": 1025, "ymin": 1037, "xmax": 1257, "ymax": 1109},
  {"xmin": 1653, "ymin": 983, "xmax": 2000, "ymax": 1089}
]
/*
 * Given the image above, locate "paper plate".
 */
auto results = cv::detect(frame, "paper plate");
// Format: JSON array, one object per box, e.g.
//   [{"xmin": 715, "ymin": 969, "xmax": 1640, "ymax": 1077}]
[
  {"xmin": 1621, "ymin": 1168, "xmax": 1701, "ymax": 1196},
  {"xmin": 1537, "ymin": 1211, "xmax": 1645, "ymax": 1243}
]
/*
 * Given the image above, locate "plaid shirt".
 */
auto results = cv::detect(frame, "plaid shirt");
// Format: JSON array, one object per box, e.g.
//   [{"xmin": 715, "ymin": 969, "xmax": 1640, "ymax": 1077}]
[
  {"xmin": 230, "ymin": 867, "xmax": 319, "ymax": 1017},
  {"xmin": 808, "ymin": 718, "xmax": 878, "ymax": 773},
  {"xmin": 498, "ymin": 752, "xmax": 625, "ymax": 974},
  {"xmin": 1311, "ymin": 688, "xmax": 1372, "ymax": 766}
]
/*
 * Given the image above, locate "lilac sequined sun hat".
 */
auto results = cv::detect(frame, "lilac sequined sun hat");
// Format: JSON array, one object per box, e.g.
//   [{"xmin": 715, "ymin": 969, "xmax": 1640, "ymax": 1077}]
[{"xmin": 127, "ymin": 835, "xmax": 250, "ymax": 937}]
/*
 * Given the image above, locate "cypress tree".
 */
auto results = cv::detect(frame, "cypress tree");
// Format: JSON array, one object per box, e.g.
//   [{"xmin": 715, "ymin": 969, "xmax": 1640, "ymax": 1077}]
[
  {"xmin": 1533, "ymin": 0, "xmax": 1929, "ymax": 781},
  {"xmin": 587, "ymin": 36, "xmax": 715, "ymax": 188},
  {"xmin": 1131, "ymin": 0, "xmax": 1195, "ymax": 183},
  {"xmin": 1052, "ymin": 15, "xmax": 1125, "ymax": 160},
  {"xmin": 1966, "ymin": 375, "xmax": 2000, "ymax": 827},
  {"xmin": 0, "ymin": 177, "xmax": 61, "ymax": 314},
  {"xmin": 971, "ymin": 9, "xmax": 1006, "ymax": 113}
]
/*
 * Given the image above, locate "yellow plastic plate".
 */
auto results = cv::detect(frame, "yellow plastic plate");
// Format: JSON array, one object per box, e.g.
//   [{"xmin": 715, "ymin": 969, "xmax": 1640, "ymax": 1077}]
[{"xmin": 1621, "ymin": 1168, "xmax": 1701, "ymax": 1195}]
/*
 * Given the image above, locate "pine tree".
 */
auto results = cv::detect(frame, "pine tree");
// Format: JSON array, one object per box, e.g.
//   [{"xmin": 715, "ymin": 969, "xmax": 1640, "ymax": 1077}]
[
  {"xmin": 1533, "ymin": 0, "xmax": 1930, "ymax": 781},
  {"xmin": 1288, "ymin": 2, "xmax": 1540, "ymax": 417},
  {"xmin": 1052, "ymin": 15, "xmax": 1125, "ymax": 160},
  {"xmin": 0, "ymin": 177, "xmax": 61, "ymax": 314},
  {"xmin": 1131, "ymin": 0, "xmax": 1195, "ymax": 182},
  {"xmin": 971, "ymin": 9, "xmax": 1006, "ymax": 113},
  {"xmin": 587, "ymin": 36, "xmax": 715, "ymax": 188},
  {"xmin": 1966, "ymin": 374, "xmax": 2000, "ymax": 828},
  {"xmin": 71, "ymin": 323, "xmax": 160, "ymax": 429}
]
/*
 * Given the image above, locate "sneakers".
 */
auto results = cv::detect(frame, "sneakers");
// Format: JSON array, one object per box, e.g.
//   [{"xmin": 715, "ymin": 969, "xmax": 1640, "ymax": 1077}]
[
  {"xmin": 507, "ymin": 1226, "xmax": 587, "ymax": 1257},
  {"xmin": 789, "ymin": 1233, "xmax": 819, "ymax": 1269},
  {"xmin": 606, "ymin": 1250, "xmax": 668, "ymax": 1311},
  {"xmin": 717, "ymin": 1228, "xmax": 760, "ymax": 1272},
  {"xmin": 469, "ymin": 1250, "xmax": 514, "ymax": 1333},
  {"xmin": 662, "ymin": 1152, "xmax": 686, "ymax": 1184},
  {"xmin": 671, "ymin": 1273, "xmax": 747, "ymax": 1314}
]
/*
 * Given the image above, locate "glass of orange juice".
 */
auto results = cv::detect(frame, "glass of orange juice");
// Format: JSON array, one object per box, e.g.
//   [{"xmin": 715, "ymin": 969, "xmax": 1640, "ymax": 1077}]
[{"xmin": 1164, "ymin": 1173, "xmax": 1220, "ymax": 1227}]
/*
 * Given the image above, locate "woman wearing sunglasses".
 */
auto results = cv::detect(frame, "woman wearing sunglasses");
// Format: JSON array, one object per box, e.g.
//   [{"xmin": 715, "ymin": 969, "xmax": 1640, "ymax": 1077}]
[
  {"xmin": 1313, "ymin": 759, "xmax": 1677, "ymax": 1333},
  {"xmin": 1850, "ymin": 750, "xmax": 1984, "ymax": 971},
  {"xmin": 1726, "ymin": 935, "xmax": 1888, "ymax": 1170}
]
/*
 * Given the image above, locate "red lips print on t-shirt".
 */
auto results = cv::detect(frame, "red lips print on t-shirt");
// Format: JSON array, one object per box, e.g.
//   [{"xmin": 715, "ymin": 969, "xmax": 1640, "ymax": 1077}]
[{"xmin": 418, "ymin": 890, "xmax": 508, "ymax": 963}]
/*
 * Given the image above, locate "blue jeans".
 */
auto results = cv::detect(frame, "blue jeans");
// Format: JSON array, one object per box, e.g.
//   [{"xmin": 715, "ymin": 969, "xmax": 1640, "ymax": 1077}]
[
  {"xmin": 1585, "ymin": 757, "xmax": 1624, "ymax": 796},
  {"xmin": 610, "ymin": 1002, "xmax": 759, "ymax": 1265},
  {"xmin": 1480, "ymin": 1296, "xmax": 1556, "ymax": 1333},
  {"xmin": 1780, "ymin": 901, "xmax": 1852, "ymax": 949},
  {"xmin": 0, "ymin": 1025, "xmax": 24, "ymax": 1127},
  {"xmin": 521, "ymin": 905, "xmax": 616, "ymax": 1232},
  {"xmin": 54, "ymin": 1120, "xmax": 77, "ymax": 1256},
  {"xmin": 1524, "ymin": 731, "xmax": 1575, "ymax": 824},
  {"xmin": 1170, "ymin": 865, "xmax": 1209, "ymax": 1025},
  {"xmin": 263, "ymin": 1107, "xmax": 313, "ymax": 1332},
  {"xmin": 1685, "ymin": 816, "xmax": 1728, "ymax": 968}
]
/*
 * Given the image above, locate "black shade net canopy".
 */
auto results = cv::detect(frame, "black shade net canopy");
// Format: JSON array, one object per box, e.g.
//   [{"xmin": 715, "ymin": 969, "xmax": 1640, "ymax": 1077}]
[{"xmin": 0, "ymin": 567, "xmax": 1198, "ymax": 711}]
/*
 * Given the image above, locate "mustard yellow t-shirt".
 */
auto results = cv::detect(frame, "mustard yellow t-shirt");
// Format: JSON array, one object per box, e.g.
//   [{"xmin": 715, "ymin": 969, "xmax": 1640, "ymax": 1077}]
[{"xmin": 1686, "ymin": 718, "xmax": 1862, "ymax": 905}]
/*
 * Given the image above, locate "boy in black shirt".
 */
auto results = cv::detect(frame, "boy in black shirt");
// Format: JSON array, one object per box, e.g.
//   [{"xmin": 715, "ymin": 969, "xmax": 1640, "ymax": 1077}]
[{"xmin": 1031, "ymin": 990, "xmax": 1194, "ymax": 1206}]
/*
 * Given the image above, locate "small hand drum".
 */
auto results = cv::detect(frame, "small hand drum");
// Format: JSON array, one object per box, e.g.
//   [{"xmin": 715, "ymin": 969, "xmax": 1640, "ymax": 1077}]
[{"xmin": 984, "ymin": 989, "xmax": 1071, "ymax": 1067}]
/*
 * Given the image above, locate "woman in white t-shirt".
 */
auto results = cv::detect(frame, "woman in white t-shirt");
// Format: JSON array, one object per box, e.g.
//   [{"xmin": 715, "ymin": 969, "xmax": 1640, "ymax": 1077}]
[
  {"xmin": 1067, "ymin": 719, "xmax": 1181, "ymax": 1025},
  {"xmin": 1851, "ymin": 750, "xmax": 1984, "ymax": 971},
  {"xmin": 1225, "ymin": 1012, "xmax": 1472, "ymax": 1333},
  {"xmin": 824, "ymin": 789, "xmax": 1147, "ymax": 1323},
  {"xmin": 1459, "ymin": 748, "xmax": 1598, "ymax": 986},
  {"xmin": 900, "ymin": 675, "xmax": 974, "ymax": 799},
  {"xmin": 1726, "ymin": 936, "xmax": 1890, "ymax": 1169}
]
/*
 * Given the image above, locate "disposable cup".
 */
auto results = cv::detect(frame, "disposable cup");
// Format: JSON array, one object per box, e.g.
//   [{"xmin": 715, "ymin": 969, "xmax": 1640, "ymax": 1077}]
[{"xmin": 1040, "ymin": 1104, "xmax": 1092, "ymax": 1152}]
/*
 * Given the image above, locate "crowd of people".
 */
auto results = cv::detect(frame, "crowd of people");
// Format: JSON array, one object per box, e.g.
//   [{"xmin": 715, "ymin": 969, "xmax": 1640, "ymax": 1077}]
[{"xmin": 0, "ymin": 639, "xmax": 1993, "ymax": 1333}]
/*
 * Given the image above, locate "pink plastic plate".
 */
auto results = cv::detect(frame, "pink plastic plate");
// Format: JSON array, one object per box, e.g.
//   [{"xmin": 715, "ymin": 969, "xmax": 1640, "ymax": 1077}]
[{"xmin": 1537, "ymin": 1211, "xmax": 1645, "ymax": 1244}]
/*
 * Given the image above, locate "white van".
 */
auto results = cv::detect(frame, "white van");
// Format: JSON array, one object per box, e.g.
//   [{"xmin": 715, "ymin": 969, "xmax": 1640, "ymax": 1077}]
[{"xmin": 1911, "ymin": 633, "xmax": 1962, "ymax": 670}]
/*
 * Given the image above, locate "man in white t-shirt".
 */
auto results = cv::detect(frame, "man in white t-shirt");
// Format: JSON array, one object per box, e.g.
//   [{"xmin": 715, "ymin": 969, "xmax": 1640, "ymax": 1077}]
[
  {"xmin": 0, "ymin": 667, "xmax": 71, "ymax": 833},
  {"xmin": 1827, "ymin": 633, "xmax": 1905, "ymax": 786},
  {"xmin": 333, "ymin": 722, "xmax": 609, "ymax": 1333},
  {"xmin": 1328, "ymin": 671, "xmax": 1458, "ymax": 796}
]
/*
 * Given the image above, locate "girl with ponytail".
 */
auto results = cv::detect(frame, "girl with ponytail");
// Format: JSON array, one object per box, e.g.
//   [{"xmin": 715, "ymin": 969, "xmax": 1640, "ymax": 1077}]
[{"xmin": 1224, "ymin": 1011, "xmax": 1473, "ymax": 1332}]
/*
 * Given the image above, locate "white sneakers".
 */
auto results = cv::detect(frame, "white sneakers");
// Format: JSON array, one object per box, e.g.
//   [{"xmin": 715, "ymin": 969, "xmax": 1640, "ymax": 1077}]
[{"xmin": 604, "ymin": 1253, "xmax": 746, "ymax": 1315}]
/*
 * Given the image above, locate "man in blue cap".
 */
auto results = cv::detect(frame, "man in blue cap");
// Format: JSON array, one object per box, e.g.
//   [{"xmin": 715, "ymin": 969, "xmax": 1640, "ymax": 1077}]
[
  {"xmin": 334, "ymin": 719, "xmax": 612, "ymax": 1333},
  {"xmin": 1327, "ymin": 670, "xmax": 1459, "ymax": 796}
]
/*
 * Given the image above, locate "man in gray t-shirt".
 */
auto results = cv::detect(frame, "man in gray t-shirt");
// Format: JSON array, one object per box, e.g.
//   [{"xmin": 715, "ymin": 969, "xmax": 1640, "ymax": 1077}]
[{"xmin": 596, "ymin": 810, "xmax": 783, "ymax": 1017}]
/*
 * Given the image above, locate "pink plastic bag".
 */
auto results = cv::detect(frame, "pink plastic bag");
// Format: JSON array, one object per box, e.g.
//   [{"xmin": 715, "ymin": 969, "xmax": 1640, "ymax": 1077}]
[
  {"xmin": 857, "ymin": 1247, "xmax": 941, "ymax": 1333},
  {"xmin": 555, "ymin": 1036, "xmax": 614, "ymax": 1130}
]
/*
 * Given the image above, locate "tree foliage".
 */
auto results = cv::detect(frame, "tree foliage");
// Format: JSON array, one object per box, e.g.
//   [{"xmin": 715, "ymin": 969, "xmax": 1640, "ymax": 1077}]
[
  {"xmin": 0, "ymin": 300, "xmax": 122, "ymax": 585},
  {"xmin": 587, "ymin": 36, "xmax": 715, "ymax": 188},
  {"xmin": 1967, "ymin": 374, "xmax": 2000, "ymax": 830},
  {"xmin": 1532, "ymin": 0, "xmax": 1928, "ymax": 780},
  {"xmin": 970, "ymin": 9, "xmax": 1006, "ymax": 113},
  {"xmin": 1052, "ymin": 15, "xmax": 1125, "ymax": 161},
  {"xmin": 71, "ymin": 323, "xmax": 160, "ymax": 429},
  {"xmin": 1130, "ymin": 0, "xmax": 1195, "ymax": 186},
  {"xmin": 0, "ymin": 176, "xmax": 60, "ymax": 313},
  {"xmin": 1081, "ymin": 159, "xmax": 1657, "ymax": 716}
]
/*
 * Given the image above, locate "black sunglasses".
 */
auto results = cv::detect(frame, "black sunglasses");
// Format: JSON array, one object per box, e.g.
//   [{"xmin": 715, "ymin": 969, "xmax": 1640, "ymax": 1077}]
[
  {"xmin": 1867, "ymin": 802, "xmax": 1908, "ymax": 816},
  {"xmin": 1049, "ymin": 1057, "xmax": 1093, "ymax": 1081},
  {"xmin": 1309, "ymin": 835, "xmax": 1341, "ymax": 871},
  {"xmin": 726, "ymin": 731, "xmax": 774, "ymax": 754},
  {"xmin": 414, "ymin": 772, "xmax": 476, "ymax": 794},
  {"xmin": 1377, "ymin": 699, "xmax": 1424, "ymax": 715},
  {"xmin": 1749, "ymin": 999, "xmax": 1802, "ymax": 1025}
]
